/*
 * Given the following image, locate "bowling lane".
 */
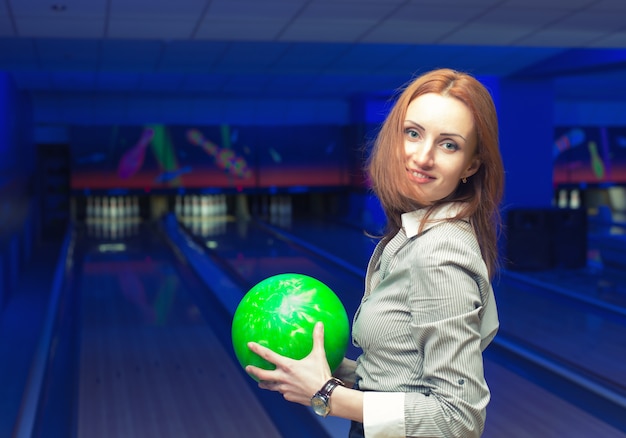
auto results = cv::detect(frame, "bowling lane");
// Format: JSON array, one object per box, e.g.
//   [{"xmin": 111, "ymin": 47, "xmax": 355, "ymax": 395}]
[
  {"xmin": 503, "ymin": 265, "xmax": 626, "ymax": 310},
  {"xmin": 183, "ymin": 216, "xmax": 626, "ymax": 436},
  {"xmin": 482, "ymin": 356, "xmax": 625, "ymax": 438},
  {"xmin": 493, "ymin": 275, "xmax": 626, "ymax": 390},
  {"xmin": 180, "ymin": 218, "xmax": 366, "ymax": 361},
  {"xmin": 508, "ymin": 221, "xmax": 626, "ymax": 310},
  {"xmin": 36, "ymin": 221, "xmax": 284, "ymax": 438}
]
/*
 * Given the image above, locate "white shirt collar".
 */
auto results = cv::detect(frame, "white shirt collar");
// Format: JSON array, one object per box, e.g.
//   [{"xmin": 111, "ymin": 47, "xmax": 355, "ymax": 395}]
[{"xmin": 401, "ymin": 202, "xmax": 467, "ymax": 238}]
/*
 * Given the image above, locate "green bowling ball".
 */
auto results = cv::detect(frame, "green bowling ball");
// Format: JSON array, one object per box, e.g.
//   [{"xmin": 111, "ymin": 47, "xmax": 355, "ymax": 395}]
[{"xmin": 231, "ymin": 273, "xmax": 349, "ymax": 377}]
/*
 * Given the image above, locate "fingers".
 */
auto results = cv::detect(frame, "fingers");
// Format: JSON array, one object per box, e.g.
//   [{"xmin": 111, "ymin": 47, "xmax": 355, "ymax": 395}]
[
  {"xmin": 257, "ymin": 379, "xmax": 274, "ymax": 390},
  {"xmin": 247, "ymin": 341, "xmax": 282, "ymax": 365},
  {"xmin": 245, "ymin": 322, "xmax": 328, "ymax": 385},
  {"xmin": 246, "ymin": 368, "xmax": 283, "ymax": 393},
  {"xmin": 246, "ymin": 365, "xmax": 277, "ymax": 384},
  {"xmin": 312, "ymin": 321, "xmax": 326, "ymax": 355}
]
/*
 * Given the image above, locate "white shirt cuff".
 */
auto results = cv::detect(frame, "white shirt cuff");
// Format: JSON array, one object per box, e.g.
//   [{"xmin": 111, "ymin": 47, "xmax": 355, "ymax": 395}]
[{"xmin": 363, "ymin": 392, "xmax": 405, "ymax": 438}]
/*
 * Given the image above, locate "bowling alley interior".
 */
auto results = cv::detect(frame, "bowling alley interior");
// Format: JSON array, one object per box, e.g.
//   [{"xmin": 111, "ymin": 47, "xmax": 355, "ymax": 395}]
[{"xmin": 2, "ymin": 1, "xmax": 626, "ymax": 437}]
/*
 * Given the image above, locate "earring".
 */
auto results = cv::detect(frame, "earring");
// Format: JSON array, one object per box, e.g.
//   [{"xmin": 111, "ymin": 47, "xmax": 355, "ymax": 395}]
[{"xmin": 462, "ymin": 177, "xmax": 468, "ymax": 184}]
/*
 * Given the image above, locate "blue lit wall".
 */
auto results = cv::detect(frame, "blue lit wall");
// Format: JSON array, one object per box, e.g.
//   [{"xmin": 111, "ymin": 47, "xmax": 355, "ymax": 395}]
[
  {"xmin": 33, "ymin": 94, "xmax": 351, "ymax": 126},
  {"xmin": 0, "ymin": 72, "xmax": 17, "ymax": 174},
  {"xmin": 0, "ymin": 71, "xmax": 34, "ymax": 235},
  {"xmin": 0, "ymin": 72, "xmax": 35, "ymax": 308}
]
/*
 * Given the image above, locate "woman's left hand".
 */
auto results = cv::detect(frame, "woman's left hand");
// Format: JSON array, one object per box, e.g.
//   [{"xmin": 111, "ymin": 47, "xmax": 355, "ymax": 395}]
[{"xmin": 245, "ymin": 321, "xmax": 332, "ymax": 406}]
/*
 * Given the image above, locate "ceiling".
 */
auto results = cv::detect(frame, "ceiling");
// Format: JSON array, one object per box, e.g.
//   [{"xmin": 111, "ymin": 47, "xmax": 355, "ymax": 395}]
[{"xmin": 1, "ymin": 0, "xmax": 626, "ymax": 102}]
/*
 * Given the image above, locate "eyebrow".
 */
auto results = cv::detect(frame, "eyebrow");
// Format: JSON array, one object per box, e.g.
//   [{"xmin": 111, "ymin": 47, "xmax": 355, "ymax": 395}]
[{"xmin": 405, "ymin": 120, "xmax": 467, "ymax": 142}]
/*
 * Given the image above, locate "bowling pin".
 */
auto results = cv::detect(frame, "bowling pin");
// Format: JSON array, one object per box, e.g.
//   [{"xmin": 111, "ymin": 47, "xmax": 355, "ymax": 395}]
[
  {"xmin": 570, "ymin": 189, "xmax": 581, "ymax": 209},
  {"xmin": 192, "ymin": 195, "xmax": 199, "ymax": 217},
  {"xmin": 112, "ymin": 197, "xmax": 119, "ymax": 218},
  {"xmin": 200, "ymin": 195, "xmax": 207, "ymax": 217},
  {"xmin": 209, "ymin": 195, "xmax": 215, "ymax": 217},
  {"xmin": 133, "ymin": 196, "xmax": 139, "ymax": 219},
  {"xmin": 557, "ymin": 189, "xmax": 568, "ymax": 208},
  {"xmin": 94, "ymin": 196, "xmax": 102, "ymax": 218},
  {"xmin": 175, "ymin": 195, "xmax": 182, "ymax": 217}
]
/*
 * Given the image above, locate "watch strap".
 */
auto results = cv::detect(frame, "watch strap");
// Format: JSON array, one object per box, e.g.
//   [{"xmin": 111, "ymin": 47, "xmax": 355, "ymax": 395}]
[{"xmin": 318, "ymin": 377, "xmax": 345, "ymax": 398}]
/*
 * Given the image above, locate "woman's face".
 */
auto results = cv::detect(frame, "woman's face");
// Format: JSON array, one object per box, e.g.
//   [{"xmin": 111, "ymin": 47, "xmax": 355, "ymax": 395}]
[{"xmin": 403, "ymin": 92, "xmax": 480, "ymax": 204}]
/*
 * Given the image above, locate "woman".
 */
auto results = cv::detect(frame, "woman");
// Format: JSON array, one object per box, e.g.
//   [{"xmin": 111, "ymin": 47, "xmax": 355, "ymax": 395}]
[{"xmin": 246, "ymin": 68, "xmax": 504, "ymax": 438}]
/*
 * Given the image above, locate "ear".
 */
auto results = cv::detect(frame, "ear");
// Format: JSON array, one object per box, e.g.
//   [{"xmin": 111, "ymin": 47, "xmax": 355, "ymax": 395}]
[{"xmin": 462, "ymin": 157, "xmax": 481, "ymax": 179}]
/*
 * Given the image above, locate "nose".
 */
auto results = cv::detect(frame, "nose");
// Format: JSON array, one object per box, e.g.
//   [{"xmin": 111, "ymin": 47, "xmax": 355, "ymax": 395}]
[{"xmin": 407, "ymin": 142, "xmax": 434, "ymax": 169}]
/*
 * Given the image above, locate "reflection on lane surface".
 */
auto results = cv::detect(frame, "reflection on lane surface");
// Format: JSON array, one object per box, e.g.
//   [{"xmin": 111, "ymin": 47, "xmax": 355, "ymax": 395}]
[{"xmin": 71, "ymin": 223, "xmax": 281, "ymax": 437}]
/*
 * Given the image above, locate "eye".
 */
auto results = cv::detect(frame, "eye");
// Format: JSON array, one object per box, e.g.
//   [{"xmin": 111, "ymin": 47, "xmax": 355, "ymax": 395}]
[
  {"xmin": 441, "ymin": 142, "xmax": 459, "ymax": 151},
  {"xmin": 404, "ymin": 128, "xmax": 420, "ymax": 140}
]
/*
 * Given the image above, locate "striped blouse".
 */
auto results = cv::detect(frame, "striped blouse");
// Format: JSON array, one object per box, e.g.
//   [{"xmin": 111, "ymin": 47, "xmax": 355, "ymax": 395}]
[{"xmin": 351, "ymin": 202, "xmax": 499, "ymax": 437}]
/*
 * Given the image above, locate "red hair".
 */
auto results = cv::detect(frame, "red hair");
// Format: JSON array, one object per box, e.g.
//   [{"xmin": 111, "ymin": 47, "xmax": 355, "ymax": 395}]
[{"xmin": 367, "ymin": 68, "xmax": 504, "ymax": 277}]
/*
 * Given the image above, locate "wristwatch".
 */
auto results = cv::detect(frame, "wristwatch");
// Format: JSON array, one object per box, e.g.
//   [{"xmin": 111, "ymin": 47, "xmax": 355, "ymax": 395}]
[{"xmin": 310, "ymin": 378, "xmax": 345, "ymax": 417}]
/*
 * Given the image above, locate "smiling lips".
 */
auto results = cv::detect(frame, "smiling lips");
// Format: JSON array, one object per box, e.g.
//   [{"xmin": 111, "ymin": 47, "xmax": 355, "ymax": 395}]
[{"xmin": 407, "ymin": 168, "xmax": 435, "ymax": 183}]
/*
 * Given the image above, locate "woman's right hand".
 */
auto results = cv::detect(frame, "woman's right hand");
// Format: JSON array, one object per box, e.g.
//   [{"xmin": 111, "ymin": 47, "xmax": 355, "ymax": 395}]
[{"xmin": 246, "ymin": 321, "xmax": 333, "ymax": 406}]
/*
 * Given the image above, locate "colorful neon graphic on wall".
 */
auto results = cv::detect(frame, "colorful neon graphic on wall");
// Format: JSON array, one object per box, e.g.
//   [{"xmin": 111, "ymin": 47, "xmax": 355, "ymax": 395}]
[
  {"xmin": 115, "ymin": 124, "xmax": 251, "ymax": 186},
  {"xmin": 70, "ymin": 123, "xmax": 350, "ymax": 190},
  {"xmin": 553, "ymin": 126, "xmax": 626, "ymax": 184},
  {"xmin": 186, "ymin": 128, "xmax": 251, "ymax": 179}
]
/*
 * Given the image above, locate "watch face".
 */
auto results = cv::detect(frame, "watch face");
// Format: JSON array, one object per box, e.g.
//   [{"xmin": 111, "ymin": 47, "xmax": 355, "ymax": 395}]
[{"xmin": 311, "ymin": 395, "xmax": 330, "ymax": 416}]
